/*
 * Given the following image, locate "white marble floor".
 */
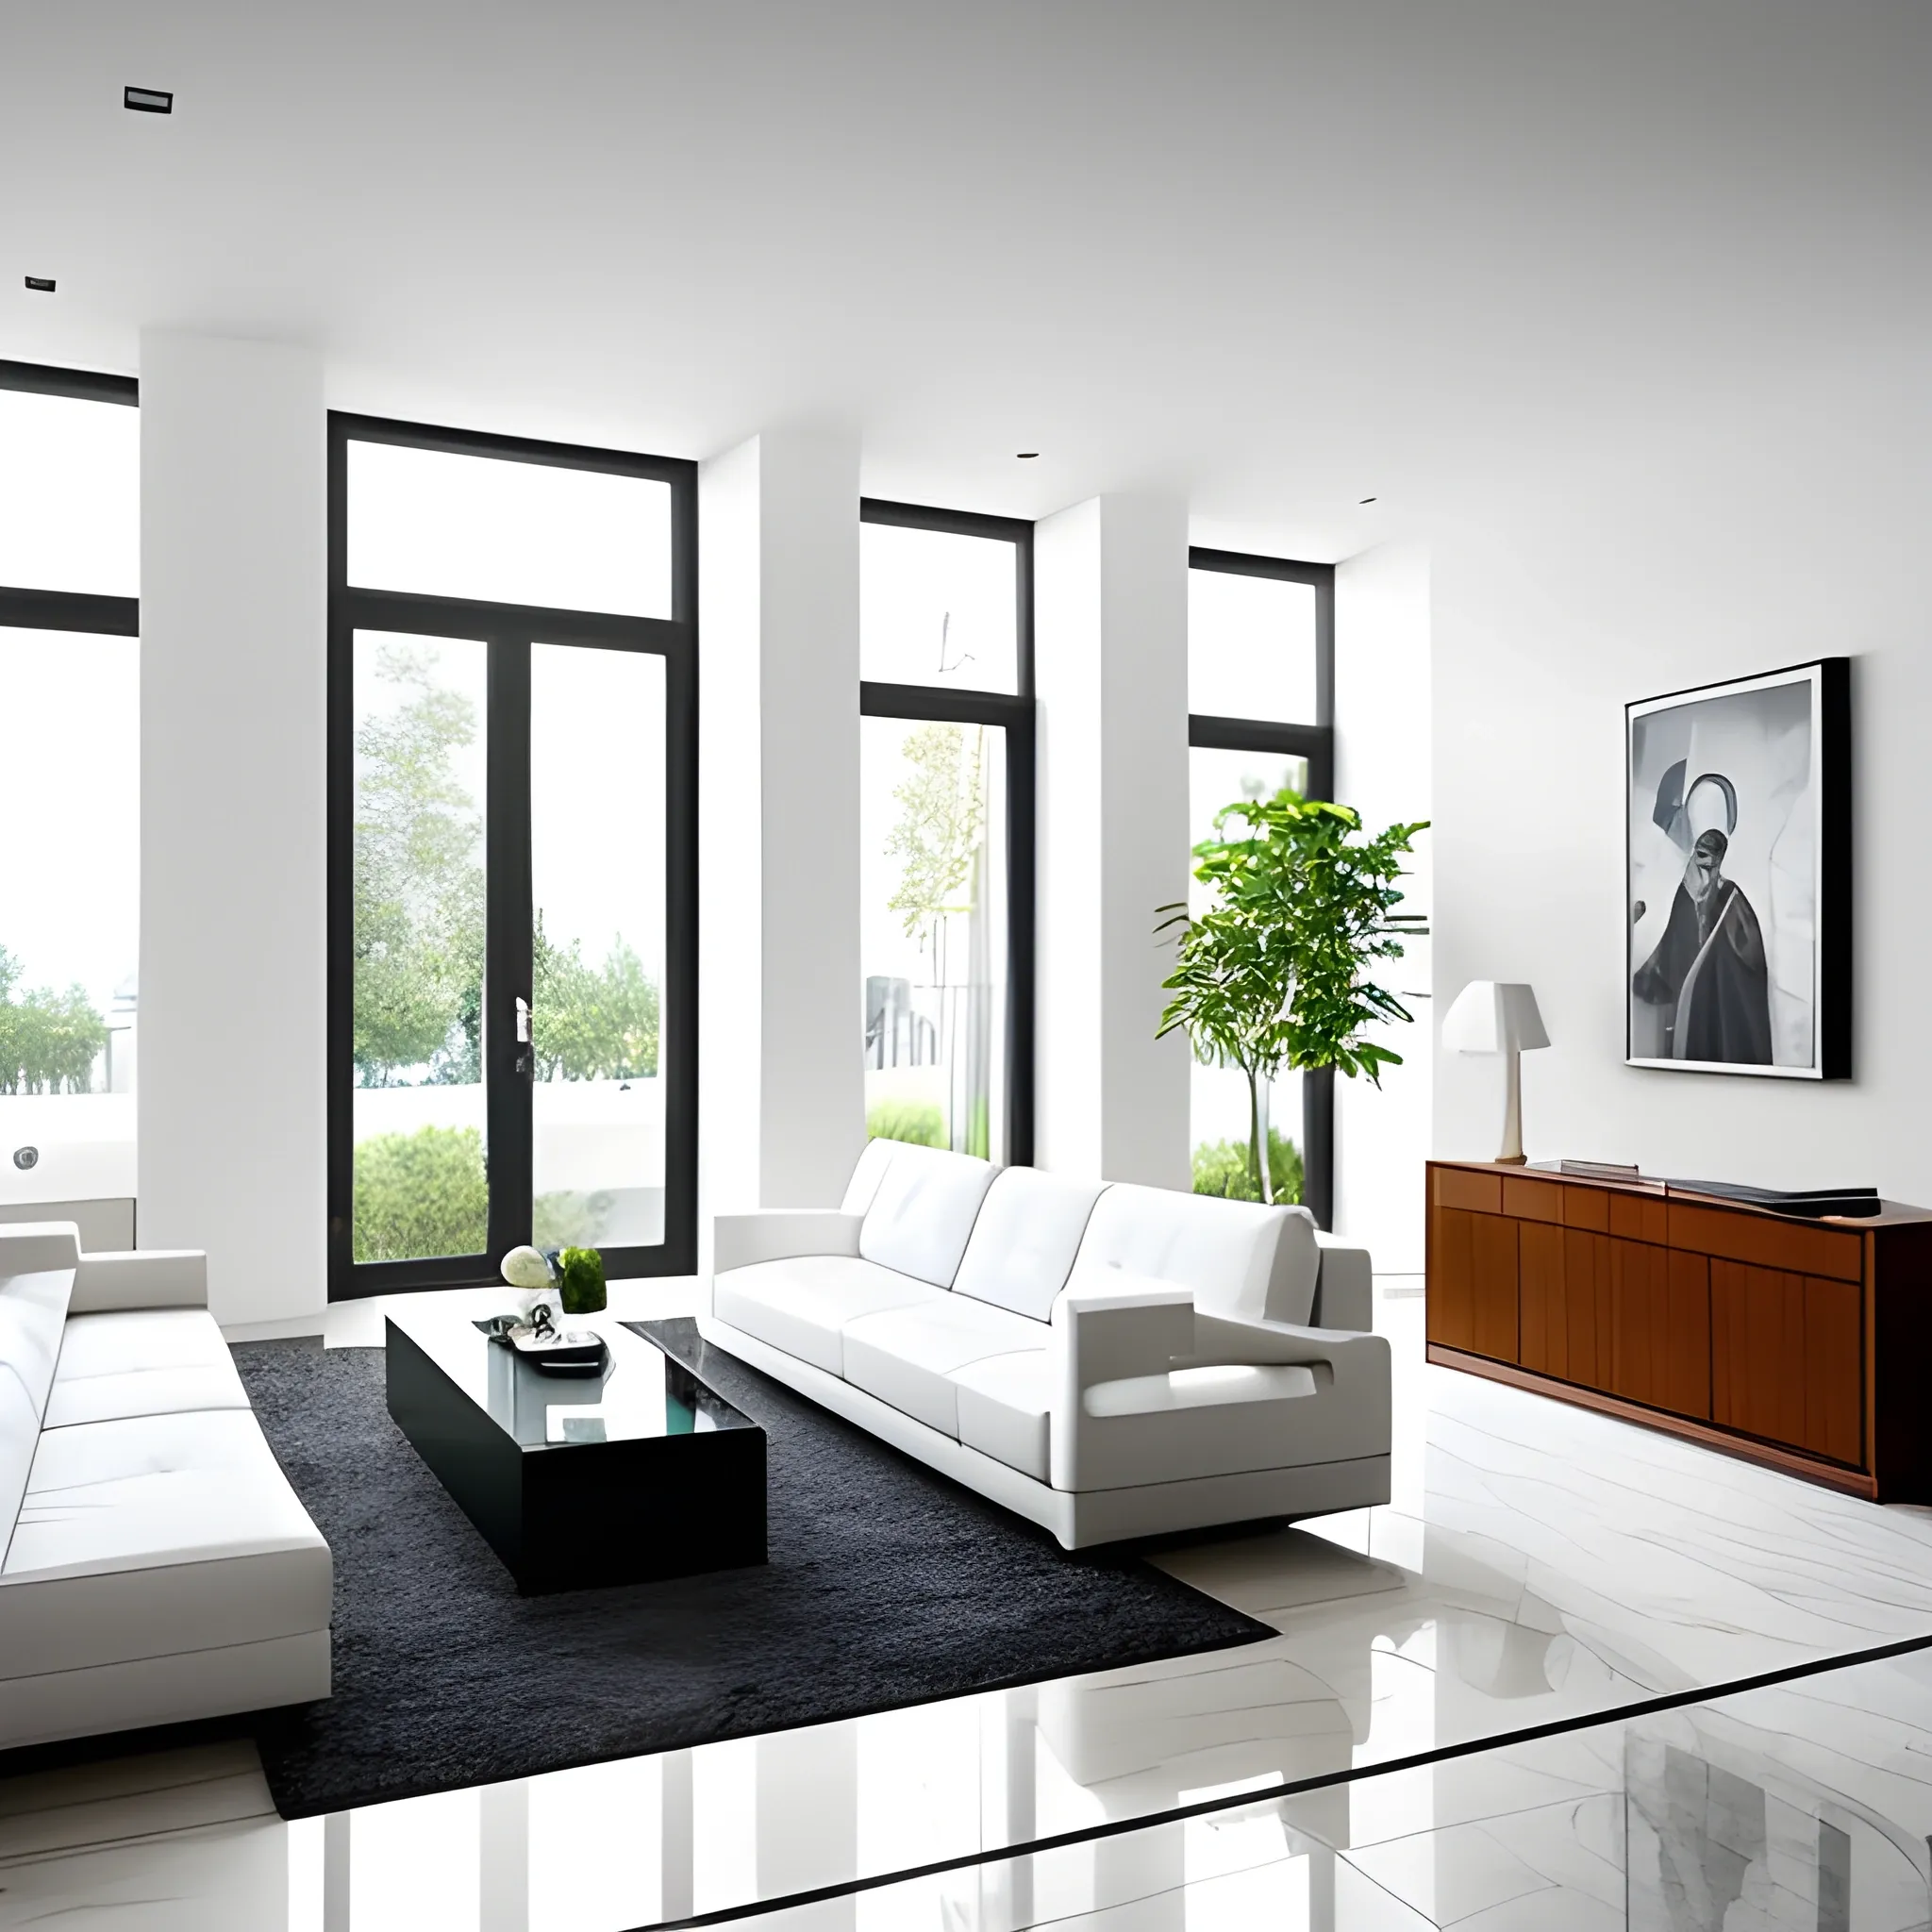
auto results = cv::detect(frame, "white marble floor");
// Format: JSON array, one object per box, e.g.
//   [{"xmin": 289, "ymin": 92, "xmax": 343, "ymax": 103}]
[
  {"xmin": 718, "ymin": 1647, "xmax": 1932, "ymax": 1928},
  {"xmin": 9, "ymin": 1277, "xmax": 1932, "ymax": 1928}
]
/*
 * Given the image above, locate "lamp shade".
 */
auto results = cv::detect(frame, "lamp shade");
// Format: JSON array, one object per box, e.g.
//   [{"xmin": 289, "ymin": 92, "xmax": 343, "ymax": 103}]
[{"xmin": 1442, "ymin": 981, "xmax": 1549, "ymax": 1055}]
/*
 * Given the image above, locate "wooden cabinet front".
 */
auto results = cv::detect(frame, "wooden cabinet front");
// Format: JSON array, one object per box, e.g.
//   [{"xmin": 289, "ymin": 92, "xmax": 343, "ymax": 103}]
[
  {"xmin": 1709, "ymin": 1261, "xmax": 1861, "ymax": 1466},
  {"xmin": 1518, "ymin": 1224, "xmax": 1611, "ymax": 1386},
  {"xmin": 1608, "ymin": 1244, "xmax": 1710, "ymax": 1420},
  {"xmin": 1429, "ymin": 1205, "xmax": 1519, "ymax": 1361},
  {"xmin": 1425, "ymin": 1161, "xmax": 1900, "ymax": 1500}
]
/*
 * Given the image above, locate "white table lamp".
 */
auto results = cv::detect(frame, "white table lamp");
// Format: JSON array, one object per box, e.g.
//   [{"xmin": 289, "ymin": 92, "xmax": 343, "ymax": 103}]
[{"xmin": 1442, "ymin": 981, "xmax": 1549, "ymax": 1165}]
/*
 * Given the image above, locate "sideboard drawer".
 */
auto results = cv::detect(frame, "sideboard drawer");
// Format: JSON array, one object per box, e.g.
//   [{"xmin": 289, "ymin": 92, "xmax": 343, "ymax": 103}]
[
  {"xmin": 1435, "ymin": 1167, "xmax": 1502, "ymax": 1214},
  {"xmin": 1502, "ymin": 1175, "xmax": 1564, "ymax": 1224},
  {"xmin": 1669, "ymin": 1204, "xmax": 1863, "ymax": 1284}
]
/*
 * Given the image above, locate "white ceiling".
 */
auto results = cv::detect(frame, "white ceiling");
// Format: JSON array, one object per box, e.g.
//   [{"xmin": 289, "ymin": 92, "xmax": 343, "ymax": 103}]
[{"xmin": 4, "ymin": 0, "xmax": 1926, "ymax": 558}]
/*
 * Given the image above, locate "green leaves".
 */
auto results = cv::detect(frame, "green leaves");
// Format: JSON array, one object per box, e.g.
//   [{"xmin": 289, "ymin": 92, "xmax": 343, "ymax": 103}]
[
  {"xmin": 532, "ymin": 924, "xmax": 659, "ymax": 1082},
  {"xmin": 886, "ymin": 722, "xmax": 986, "ymax": 942},
  {"xmin": 0, "ymin": 948, "xmax": 109, "ymax": 1095},
  {"xmin": 1157, "ymin": 789, "xmax": 1429, "ymax": 1087},
  {"xmin": 352, "ymin": 647, "xmax": 660, "ymax": 1091}
]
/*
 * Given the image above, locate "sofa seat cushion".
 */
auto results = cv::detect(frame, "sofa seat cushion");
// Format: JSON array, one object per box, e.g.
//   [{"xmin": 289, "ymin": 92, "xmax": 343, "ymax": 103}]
[
  {"xmin": 842, "ymin": 1297, "xmax": 1045, "ymax": 1438},
  {"xmin": 714, "ymin": 1256, "xmax": 944, "ymax": 1375},
  {"xmin": 44, "ymin": 1309, "xmax": 249, "ymax": 1430},
  {"xmin": 953, "ymin": 1349, "xmax": 1051, "ymax": 1481},
  {"xmin": 0, "ymin": 1409, "xmax": 332, "ymax": 1680}
]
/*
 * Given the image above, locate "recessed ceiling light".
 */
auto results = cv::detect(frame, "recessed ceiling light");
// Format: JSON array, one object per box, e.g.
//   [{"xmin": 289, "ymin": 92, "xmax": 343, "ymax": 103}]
[
  {"xmin": 124, "ymin": 85, "xmax": 174, "ymax": 114},
  {"xmin": 1357, "ymin": 496, "xmax": 1377, "ymax": 505},
  {"xmin": 1016, "ymin": 451, "xmax": 1040, "ymax": 459},
  {"xmin": 24, "ymin": 276, "xmax": 55, "ymax": 293}
]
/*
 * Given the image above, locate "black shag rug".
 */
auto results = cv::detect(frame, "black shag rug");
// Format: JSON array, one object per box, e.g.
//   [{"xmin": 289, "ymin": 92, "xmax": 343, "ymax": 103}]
[{"xmin": 237, "ymin": 1320, "xmax": 1269, "ymax": 1818}]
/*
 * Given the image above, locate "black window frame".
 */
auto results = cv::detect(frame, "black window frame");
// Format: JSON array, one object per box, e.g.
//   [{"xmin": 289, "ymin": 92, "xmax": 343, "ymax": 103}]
[
  {"xmin": 858, "ymin": 497, "xmax": 1036, "ymax": 1168},
  {"xmin": 327, "ymin": 412, "xmax": 699, "ymax": 1298},
  {"xmin": 1186, "ymin": 546, "xmax": 1337, "ymax": 1226},
  {"xmin": 0, "ymin": 359, "xmax": 140, "ymax": 638}
]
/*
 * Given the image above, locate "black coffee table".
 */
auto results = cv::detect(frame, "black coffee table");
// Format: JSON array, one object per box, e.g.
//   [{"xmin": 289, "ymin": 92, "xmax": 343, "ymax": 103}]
[{"xmin": 385, "ymin": 1307, "xmax": 766, "ymax": 1594}]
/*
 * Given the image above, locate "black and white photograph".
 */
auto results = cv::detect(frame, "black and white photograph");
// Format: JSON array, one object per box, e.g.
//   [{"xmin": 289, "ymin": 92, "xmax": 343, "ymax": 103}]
[{"xmin": 1626, "ymin": 660, "xmax": 1850, "ymax": 1078}]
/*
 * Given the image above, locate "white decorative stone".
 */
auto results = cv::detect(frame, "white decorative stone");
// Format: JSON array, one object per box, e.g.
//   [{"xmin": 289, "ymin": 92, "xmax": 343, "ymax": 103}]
[{"xmin": 500, "ymin": 1245, "xmax": 554, "ymax": 1290}]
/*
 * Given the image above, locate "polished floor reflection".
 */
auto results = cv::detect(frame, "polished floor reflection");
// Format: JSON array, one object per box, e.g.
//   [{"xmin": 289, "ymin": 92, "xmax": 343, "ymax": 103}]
[
  {"xmin": 8, "ymin": 1278, "xmax": 1932, "ymax": 1928},
  {"xmin": 718, "ymin": 1645, "xmax": 1932, "ymax": 1928}
]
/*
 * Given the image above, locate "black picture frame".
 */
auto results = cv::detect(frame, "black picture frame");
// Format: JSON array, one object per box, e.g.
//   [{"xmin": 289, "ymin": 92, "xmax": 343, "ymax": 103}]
[{"xmin": 1625, "ymin": 658, "xmax": 1850, "ymax": 1080}]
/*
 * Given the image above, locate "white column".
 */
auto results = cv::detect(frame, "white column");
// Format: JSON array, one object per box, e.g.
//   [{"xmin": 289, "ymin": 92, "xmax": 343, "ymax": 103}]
[
  {"xmin": 139, "ymin": 333, "xmax": 325, "ymax": 1329},
  {"xmin": 1333, "ymin": 539, "xmax": 1432, "ymax": 1271},
  {"xmin": 477, "ymin": 1780, "xmax": 530, "ymax": 1932},
  {"xmin": 755, "ymin": 1727, "xmax": 857, "ymax": 1928},
  {"xmin": 698, "ymin": 427, "xmax": 862, "ymax": 1239},
  {"xmin": 1034, "ymin": 494, "xmax": 1191, "ymax": 1188}
]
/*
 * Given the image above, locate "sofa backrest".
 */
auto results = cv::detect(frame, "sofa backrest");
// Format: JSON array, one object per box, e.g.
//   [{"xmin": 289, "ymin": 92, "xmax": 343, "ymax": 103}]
[
  {"xmin": 0, "ymin": 1223, "xmax": 80, "ymax": 1547},
  {"xmin": 1073, "ymin": 1186, "xmax": 1320, "ymax": 1325},
  {"xmin": 952, "ymin": 1168, "xmax": 1108, "ymax": 1322},
  {"xmin": 857, "ymin": 1141, "xmax": 998, "ymax": 1289},
  {"xmin": 841, "ymin": 1137, "xmax": 898, "ymax": 1217}
]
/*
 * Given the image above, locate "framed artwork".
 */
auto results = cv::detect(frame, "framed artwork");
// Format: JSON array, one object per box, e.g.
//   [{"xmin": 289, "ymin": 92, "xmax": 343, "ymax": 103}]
[{"xmin": 1626, "ymin": 658, "xmax": 1850, "ymax": 1078}]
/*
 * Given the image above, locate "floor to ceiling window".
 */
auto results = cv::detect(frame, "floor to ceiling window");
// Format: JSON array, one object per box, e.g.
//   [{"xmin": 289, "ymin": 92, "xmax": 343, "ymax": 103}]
[
  {"xmin": 328, "ymin": 416, "xmax": 697, "ymax": 1293},
  {"xmin": 0, "ymin": 361, "xmax": 141, "ymax": 1211},
  {"xmin": 1186, "ymin": 548, "xmax": 1336, "ymax": 1223},
  {"xmin": 859, "ymin": 501, "xmax": 1034, "ymax": 1165}
]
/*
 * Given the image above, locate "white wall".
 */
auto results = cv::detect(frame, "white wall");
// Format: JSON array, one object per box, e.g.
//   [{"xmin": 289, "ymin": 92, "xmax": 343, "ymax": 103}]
[
  {"xmin": 139, "ymin": 333, "xmax": 326, "ymax": 1327},
  {"xmin": 1035, "ymin": 494, "xmax": 1191, "ymax": 1188},
  {"xmin": 1334, "ymin": 540, "xmax": 1431, "ymax": 1271},
  {"xmin": 697, "ymin": 427, "xmax": 864, "ymax": 1234},
  {"xmin": 1432, "ymin": 465, "xmax": 1930, "ymax": 1195}
]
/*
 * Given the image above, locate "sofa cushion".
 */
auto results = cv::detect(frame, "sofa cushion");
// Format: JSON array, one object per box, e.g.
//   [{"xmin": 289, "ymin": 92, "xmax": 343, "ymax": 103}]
[
  {"xmin": 954, "ymin": 1349, "xmax": 1052, "ymax": 1481},
  {"xmin": 841, "ymin": 1298, "xmax": 1044, "ymax": 1437},
  {"xmin": 714, "ymin": 1255, "xmax": 943, "ymax": 1375},
  {"xmin": 44, "ymin": 1309, "xmax": 250, "ymax": 1430},
  {"xmin": 1074, "ymin": 1186, "xmax": 1321, "ymax": 1326},
  {"xmin": 0, "ymin": 1252, "xmax": 78, "ymax": 1558},
  {"xmin": 952, "ymin": 1169, "xmax": 1106, "ymax": 1323},
  {"xmin": 858, "ymin": 1143, "xmax": 998, "ymax": 1290},
  {"xmin": 0, "ymin": 1408, "xmax": 332, "ymax": 1679},
  {"xmin": 840, "ymin": 1137, "xmax": 899, "ymax": 1217}
]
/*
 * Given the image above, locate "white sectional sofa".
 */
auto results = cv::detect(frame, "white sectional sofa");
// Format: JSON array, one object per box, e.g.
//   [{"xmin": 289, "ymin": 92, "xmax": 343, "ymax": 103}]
[
  {"xmin": 0, "ymin": 1222, "xmax": 332, "ymax": 1750},
  {"xmin": 706, "ymin": 1141, "xmax": 1391, "ymax": 1549}
]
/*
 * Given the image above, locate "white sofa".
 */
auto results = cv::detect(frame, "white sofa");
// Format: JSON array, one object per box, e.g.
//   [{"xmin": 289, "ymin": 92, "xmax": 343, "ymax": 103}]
[
  {"xmin": 705, "ymin": 1141, "xmax": 1391, "ymax": 1549},
  {"xmin": 0, "ymin": 1222, "xmax": 332, "ymax": 1750}
]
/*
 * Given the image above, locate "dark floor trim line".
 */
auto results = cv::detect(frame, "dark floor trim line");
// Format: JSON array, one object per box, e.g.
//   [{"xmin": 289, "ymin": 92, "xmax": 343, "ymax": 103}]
[{"xmin": 640, "ymin": 1625, "xmax": 1932, "ymax": 1930}]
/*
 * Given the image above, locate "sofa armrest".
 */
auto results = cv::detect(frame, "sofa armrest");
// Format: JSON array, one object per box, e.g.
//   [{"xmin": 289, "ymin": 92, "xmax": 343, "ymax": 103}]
[
  {"xmin": 1311, "ymin": 1233, "xmax": 1374, "ymax": 1333},
  {"xmin": 1054, "ymin": 1276, "xmax": 1196, "ymax": 1382},
  {"xmin": 1048, "ymin": 1277, "xmax": 1195, "ymax": 1491},
  {"xmin": 713, "ymin": 1210, "xmax": 863, "ymax": 1274},
  {"xmin": 0, "ymin": 1221, "xmax": 82, "ymax": 1276},
  {"xmin": 70, "ymin": 1249, "xmax": 208, "ymax": 1313},
  {"xmin": 1188, "ymin": 1310, "xmax": 1391, "ymax": 1428}
]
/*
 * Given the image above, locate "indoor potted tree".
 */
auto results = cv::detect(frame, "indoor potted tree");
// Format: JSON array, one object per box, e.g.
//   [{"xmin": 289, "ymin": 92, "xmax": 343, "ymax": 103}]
[{"xmin": 1157, "ymin": 791, "xmax": 1427, "ymax": 1211}]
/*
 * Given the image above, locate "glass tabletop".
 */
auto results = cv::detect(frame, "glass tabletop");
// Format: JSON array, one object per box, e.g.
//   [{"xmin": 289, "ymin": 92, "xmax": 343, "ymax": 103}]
[{"xmin": 385, "ymin": 1308, "xmax": 758, "ymax": 1452}]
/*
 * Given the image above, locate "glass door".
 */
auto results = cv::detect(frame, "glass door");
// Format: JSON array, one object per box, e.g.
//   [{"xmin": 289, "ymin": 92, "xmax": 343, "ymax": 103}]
[
  {"xmin": 330, "ymin": 418, "xmax": 696, "ymax": 1295},
  {"xmin": 528, "ymin": 641, "xmax": 669, "ymax": 1254}
]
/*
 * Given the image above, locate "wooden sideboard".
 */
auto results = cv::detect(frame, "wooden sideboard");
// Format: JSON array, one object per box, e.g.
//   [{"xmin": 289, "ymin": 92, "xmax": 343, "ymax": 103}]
[{"xmin": 1424, "ymin": 1159, "xmax": 1932, "ymax": 1500}]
